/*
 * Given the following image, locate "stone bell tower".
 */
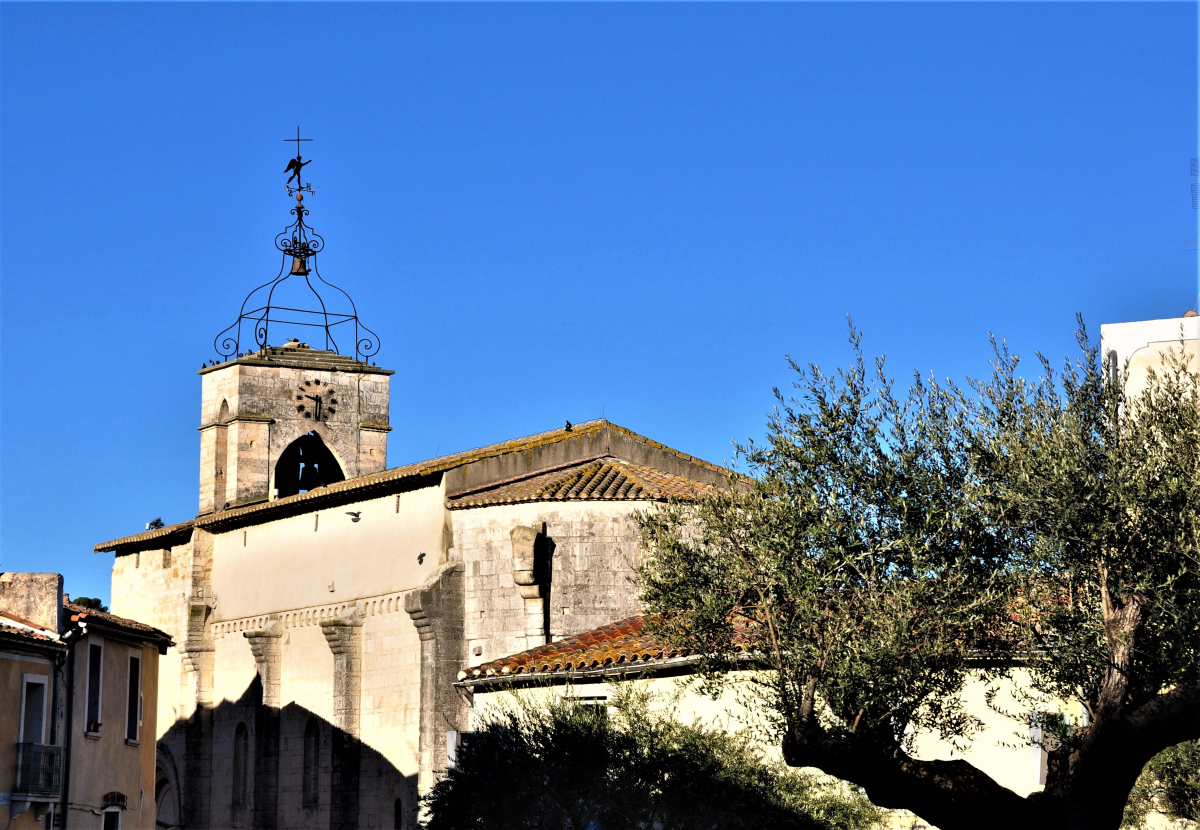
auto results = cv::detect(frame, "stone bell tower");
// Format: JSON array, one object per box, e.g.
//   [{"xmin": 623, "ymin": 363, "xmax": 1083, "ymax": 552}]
[
  {"xmin": 197, "ymin": 346, "xmax": 392, "ymax": 513},
  {"xmin": 200, "ymin": 133, "xmax": 391, "ymax": 514}
]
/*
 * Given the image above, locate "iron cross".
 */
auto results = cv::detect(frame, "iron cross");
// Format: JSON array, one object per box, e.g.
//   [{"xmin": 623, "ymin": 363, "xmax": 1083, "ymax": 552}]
[{"xmin": 285, "ymin": 126, "xmax": 312, "ymax": 158}]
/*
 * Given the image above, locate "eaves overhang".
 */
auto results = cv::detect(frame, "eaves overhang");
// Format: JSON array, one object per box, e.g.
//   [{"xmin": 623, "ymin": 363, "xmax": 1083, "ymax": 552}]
[
  {"xmin": 95, "ymin": 419, "xmax": 734, "ymax": 553},
  {"xmin": 455, "ymin": 651, "xmax": 765, "ymax": 691}
]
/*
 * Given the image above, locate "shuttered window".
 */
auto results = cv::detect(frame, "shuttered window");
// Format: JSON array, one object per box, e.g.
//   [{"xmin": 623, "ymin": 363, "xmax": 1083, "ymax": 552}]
[
  {"xmin": 86, "ymin": 643, "xmax": 104, "ymax": 732},
  {"xmin": 126, "ymin": 653, "xmax": 142, "ymax": 741}
]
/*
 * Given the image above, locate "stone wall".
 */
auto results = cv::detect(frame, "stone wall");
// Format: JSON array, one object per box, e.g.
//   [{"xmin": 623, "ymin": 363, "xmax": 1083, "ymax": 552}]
[
  {"xmin": 209, "ymin": 488, "xmax": 447, "ymax": 621},
  {"xmin": 403, "ymin": 564, "xmax": 465, "ymax": 794},
  {"xmin": 147, "ymin": 591, "xmax": 422, "ymax": 830},
  {"xmin": 0, "ymin": 572, "xmax": 62, "ymax": 630},
  {"xmin": 111, "ymin": 543, "xmax": 193, "ymax": 731},
  {"xmin": 198, "ymin": 356, "xmax": 391, "ymax": 513},
  {"xmin": 452, "ymin": 502, "xmax": 648, "ymax": 669}
]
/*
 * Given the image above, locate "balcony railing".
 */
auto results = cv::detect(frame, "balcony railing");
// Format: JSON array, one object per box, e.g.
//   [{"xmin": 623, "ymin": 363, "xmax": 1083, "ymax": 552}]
[{"xmin": 13, "ymin": 743, "xmax": 62, "ymax": 799}]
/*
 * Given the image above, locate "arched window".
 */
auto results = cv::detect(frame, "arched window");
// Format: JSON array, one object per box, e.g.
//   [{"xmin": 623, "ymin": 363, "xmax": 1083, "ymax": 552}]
[
  {"xmin": 274, "ymin": 432, "xmax": 345, "ymax": 498},
  {"xmin": 213, "ymin": 399, "xmax": 231, "ymax": 508},
  {"xmin": 394, "ymin": 797, "xmax": 404, "ymax": 829},
  {"xmin": 303, "ymin": 717, "xmax": 320, "ymax": 808},
  {"xmin": 155, "ymin": 761, "xmax": 180, "ymax": 828},
  {"xmin": 232, "ymin": 722, "xmax": 249, "ymax": 812}
]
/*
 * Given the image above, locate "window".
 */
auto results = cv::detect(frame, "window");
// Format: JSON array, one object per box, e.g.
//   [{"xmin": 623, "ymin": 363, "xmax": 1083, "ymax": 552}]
[
  {"xmin": 86, "ymin": 642, "xmax": 104, "ymax": 733},
  {"xmin": 302, "ymin": 717, "xmax": 320, "ymax": 807},
  {"xmin": 102, "ymin": 810, "xmax": 120, "ymax": 830},
  {"xmin": 394, "ymin": 797, "xmax": 404, "ymax": 829},
  {"xmin": 126, "ymin": 651, "xmax": 142, "ymax": 742},
  {"xmin": 232, "ymin": 722, "xmax": 249, "ymax": 811},
  {"xmin": 569, "ymin": 695, "xmax": 609, "ymax": 718},
  {"xmin": 19, "ymin": 674, "xmax": 48, "ymax": 744},
  {"xmin": 1029, "ymin": 712, "xmax": 1067, "ymax": 786}
]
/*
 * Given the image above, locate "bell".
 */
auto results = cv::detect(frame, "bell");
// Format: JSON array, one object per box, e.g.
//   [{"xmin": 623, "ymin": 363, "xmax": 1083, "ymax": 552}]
[
  {"xmin": 298, "ymin": 461, "xmax": 321, "ymax": 491},
  {"xmin": 290, "ymin": 256, "xmax": 310, "ymax": 276}
]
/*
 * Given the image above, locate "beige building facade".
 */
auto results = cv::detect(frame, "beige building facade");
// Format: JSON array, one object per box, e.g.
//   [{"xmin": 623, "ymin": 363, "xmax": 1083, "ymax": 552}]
[
  {"xmin": 0, "ymin": 573, "xmax": 173, "ymax": 830},
  {"xmin": 1100, "ymin": 310, "xmax": 1200, "ymax": 402}
]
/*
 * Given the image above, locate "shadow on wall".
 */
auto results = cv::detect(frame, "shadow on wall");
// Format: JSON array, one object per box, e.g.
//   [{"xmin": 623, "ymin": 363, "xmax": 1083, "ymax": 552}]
[{"xmin": 155, "ymin": 676, "xmax": 416, "ymax": 830}]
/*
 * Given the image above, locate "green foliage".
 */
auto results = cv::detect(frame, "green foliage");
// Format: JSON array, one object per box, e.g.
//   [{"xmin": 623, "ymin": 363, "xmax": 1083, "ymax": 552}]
[
  {"xmin": 422, "ymin": 686, "xmax": 884, "ymax": 830},
  {"xmin": 639, "ymin": 324, "xmax": 1013, "ymax": 751},
  {"xmin": 1123, "ymin": 740, "xmax": 1200, "ymax": 828},
  {"xmin": 73, "ymin": 596, "xmax": 108, "ymax": 613},
  {"xmin": 969, "ymin": 327, "xmax": 1200, "ymax": 724},
  {"xmin": 636, "ymin": 318, "xmax": 1200, "ymax": 826}
]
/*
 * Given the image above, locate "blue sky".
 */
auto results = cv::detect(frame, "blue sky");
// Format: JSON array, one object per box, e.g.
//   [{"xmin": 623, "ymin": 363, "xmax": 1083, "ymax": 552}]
[{"xmin": 2, "ymin": 2, "xmax": 1196, "ymax": 604}]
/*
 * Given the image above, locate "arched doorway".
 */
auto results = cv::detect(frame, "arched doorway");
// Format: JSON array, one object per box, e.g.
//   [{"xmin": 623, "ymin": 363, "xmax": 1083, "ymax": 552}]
[
  {"xmin": 155, "ymin": 750, "xmax": 181, "ymax": 829},
  {"xmin": 274, "ymin": 431, "xmax": 346, "ymax": 498}
]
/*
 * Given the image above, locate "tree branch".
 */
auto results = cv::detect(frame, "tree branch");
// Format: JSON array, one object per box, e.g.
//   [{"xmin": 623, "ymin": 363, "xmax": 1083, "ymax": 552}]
[
  {"xmin": 1125, "ymin": 681, "xmax": 1200, "ymax": 750},
  {"xmin": 781, "ymin": 723, "xmax": 1038, "ymax": 830}
]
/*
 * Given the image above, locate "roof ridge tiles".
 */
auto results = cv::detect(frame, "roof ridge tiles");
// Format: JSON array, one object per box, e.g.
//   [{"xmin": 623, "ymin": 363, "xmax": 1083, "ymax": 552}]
[{"xmin": 97, "ymin": 419, "xmax": 730, "ymax": 552}]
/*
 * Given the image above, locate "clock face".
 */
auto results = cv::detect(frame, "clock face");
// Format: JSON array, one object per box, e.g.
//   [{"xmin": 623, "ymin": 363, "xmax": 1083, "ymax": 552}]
[{"xmin": 295, "ymin": 379, "xmax": 339, "ymax": 421}]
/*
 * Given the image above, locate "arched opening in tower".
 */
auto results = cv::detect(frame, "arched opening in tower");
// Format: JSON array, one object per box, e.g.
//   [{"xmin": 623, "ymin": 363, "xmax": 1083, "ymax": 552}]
[{"xmin": 274, "ymin": 432, "xmax": 345, "ymax": 498}]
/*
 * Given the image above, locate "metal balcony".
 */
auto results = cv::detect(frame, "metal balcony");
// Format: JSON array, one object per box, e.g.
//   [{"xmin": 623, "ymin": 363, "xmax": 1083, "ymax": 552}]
[{"xmin": 13, "ymin": 743, "xmax": 62, "ymax": 799}]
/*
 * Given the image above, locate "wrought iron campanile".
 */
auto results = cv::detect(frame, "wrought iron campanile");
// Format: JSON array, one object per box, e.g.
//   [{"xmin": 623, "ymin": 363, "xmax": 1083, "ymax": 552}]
[{"xmin": 214, "ymin": 129, "xmax": 381, "ymax": 362}]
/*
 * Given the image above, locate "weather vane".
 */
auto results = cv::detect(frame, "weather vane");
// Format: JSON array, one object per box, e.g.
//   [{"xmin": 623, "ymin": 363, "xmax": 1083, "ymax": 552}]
[
  {"xmin": 284, "ymin": 126, "xmax": 315, "ymax": 197},
  {"xmin": 211, "ymin": 130, "xmax": 381, "ymax": 363}
]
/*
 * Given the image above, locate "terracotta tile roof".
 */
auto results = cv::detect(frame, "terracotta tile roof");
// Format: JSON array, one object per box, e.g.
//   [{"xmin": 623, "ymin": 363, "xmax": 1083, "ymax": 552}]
[
  {"xmin": 447, "ymin": 458, "xmax": 711, "ymax": 509},
  {"xmin": 94, "ymin": 519, "xmax": 196, "ymax": 554},
  {"xmin": 64, "ymin": 601, "xmax": 174, "ymax": 647},
  {"xmin": 0, "ymin": 611, "xmax": 60, "ymax": 643},
  {"xmin": 96, "ymin": 419, "xmax": 729, "ymax": 552},
  {"xmin": 458, "ymin": 615, "xmax": 749, "ymax": 684}
]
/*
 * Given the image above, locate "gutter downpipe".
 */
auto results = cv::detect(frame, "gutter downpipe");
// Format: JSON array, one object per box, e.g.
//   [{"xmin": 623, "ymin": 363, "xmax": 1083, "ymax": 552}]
[
  {"xmin": 50, "ymin": 641, "xmax": 65, "ymax": 830},
  {"xmin": 60, "ymin": 634, "xmax": 77, "ymax": 830}
]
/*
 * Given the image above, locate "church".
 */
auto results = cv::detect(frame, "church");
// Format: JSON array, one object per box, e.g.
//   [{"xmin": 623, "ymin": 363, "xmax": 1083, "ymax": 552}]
[
  {"xmin": 94, "ymin": 147, "xmax": 728, "ymax": 830},
  {"xmin": 94, "ymin": 141, "xmax": 1200, "ymax": 830}
]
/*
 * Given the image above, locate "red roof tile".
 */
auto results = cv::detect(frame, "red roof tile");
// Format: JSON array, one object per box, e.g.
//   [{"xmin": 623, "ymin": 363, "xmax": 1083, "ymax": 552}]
[
  {"xmin": 458, "ymin": 615, "xmax": 748, "ymax": 683},
  {"xmin": 0, "ymin": 610, "xmax": 51, "ymax": 631},
  {"xmin": 64, "ymin": 601, "xmax": 174, "ymax": 646},
  {"xmin": 0, "ymin": 613, "xmax": 62, "ymax": 653},
  {"xmin": 447, "ymin": 458, "xmax": 711, "ymax": 509},
  {"xmin": 0, "ymin": 611, "xmax": 60, "ymax": 643}
]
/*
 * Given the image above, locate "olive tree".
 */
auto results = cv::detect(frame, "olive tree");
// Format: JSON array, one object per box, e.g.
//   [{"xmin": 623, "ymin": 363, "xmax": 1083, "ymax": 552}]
[
  {"xmin": 638, "ymin": 322, "xmax": 1199, "ymax": 830},
  {"xmin": 1123, "ymin": 740, "xmax": 1200, "ymax": 827}
]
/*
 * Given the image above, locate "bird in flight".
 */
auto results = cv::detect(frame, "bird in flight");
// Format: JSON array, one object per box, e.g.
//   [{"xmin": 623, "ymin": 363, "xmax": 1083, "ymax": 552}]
[{"xmin": 285, "ymin": 156, "xmax": 312, "ymax": 186}]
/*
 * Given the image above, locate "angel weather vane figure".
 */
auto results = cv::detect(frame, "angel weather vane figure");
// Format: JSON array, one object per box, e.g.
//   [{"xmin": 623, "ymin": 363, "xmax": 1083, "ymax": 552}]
[
  {"xmin": 285, "ymin": 155, "xmax": 311, "ymax": 186},
  {"xmin": 283, "ymin": 126, "xmax": 314, "ymax": 194}
]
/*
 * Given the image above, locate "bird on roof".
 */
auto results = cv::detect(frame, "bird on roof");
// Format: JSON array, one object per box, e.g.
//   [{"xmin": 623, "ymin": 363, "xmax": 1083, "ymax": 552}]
[{"xmin": 565, "ymin": 420, "xmax": 573, "ymax": 431}]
